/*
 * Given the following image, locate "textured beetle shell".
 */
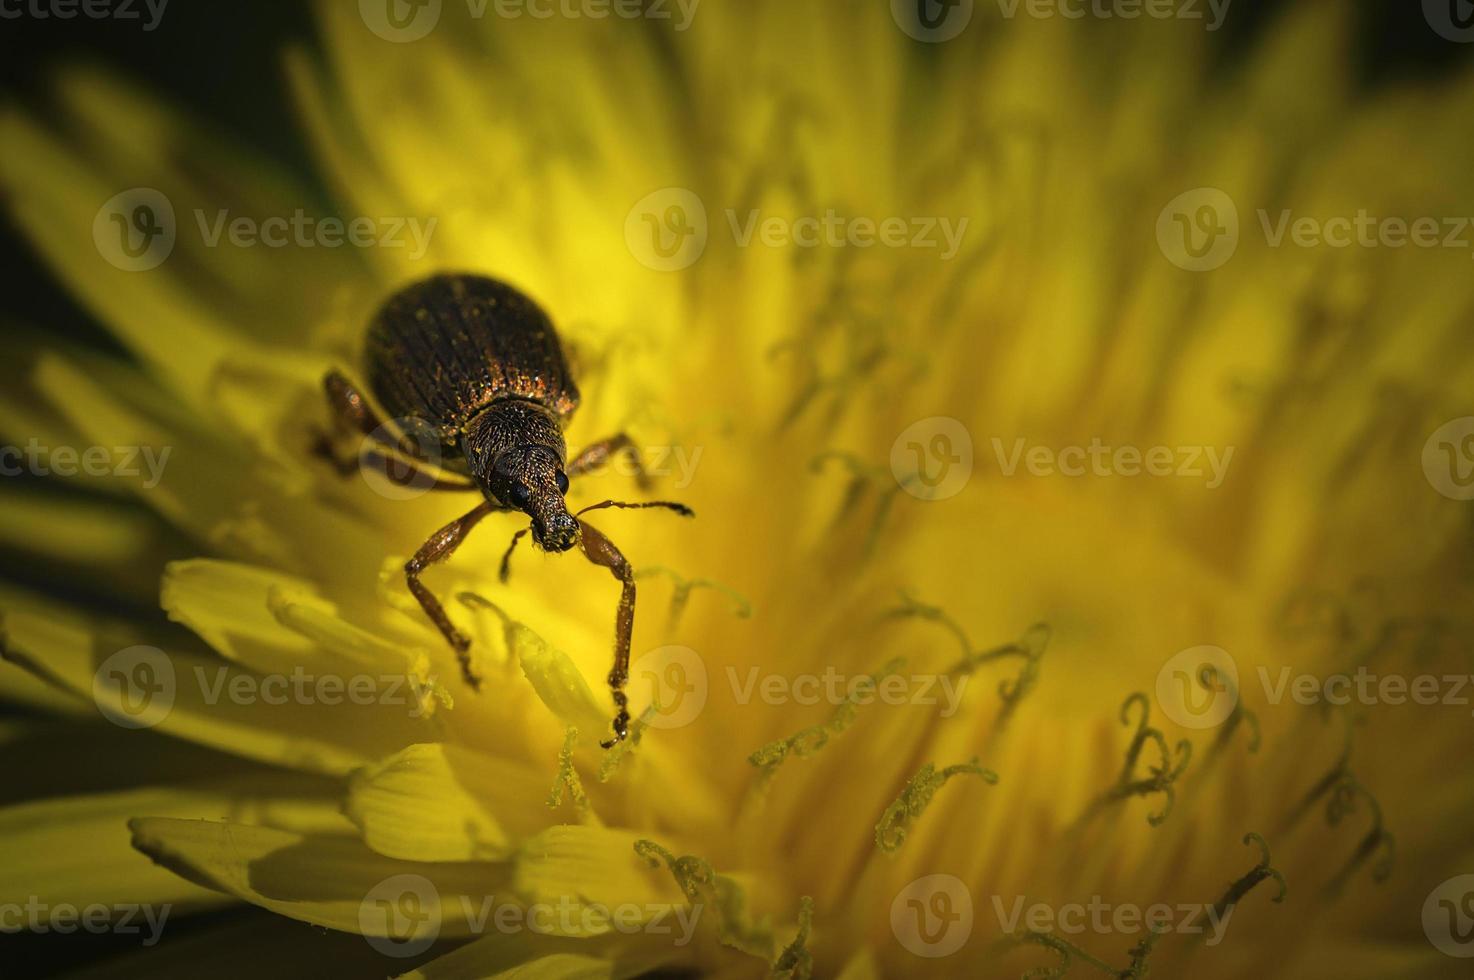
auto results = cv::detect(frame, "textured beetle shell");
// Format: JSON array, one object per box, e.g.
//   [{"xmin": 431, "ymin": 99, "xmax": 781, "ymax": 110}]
[{"xmin": 364, "ymin": 274, "xmax": 580, "ymax": 460}]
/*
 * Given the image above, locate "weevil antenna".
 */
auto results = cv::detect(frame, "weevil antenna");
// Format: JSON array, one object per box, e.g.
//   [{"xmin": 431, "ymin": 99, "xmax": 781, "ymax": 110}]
[{"xmin": 575, "ymin": 499, "xmax": 695, "ymax": 518}]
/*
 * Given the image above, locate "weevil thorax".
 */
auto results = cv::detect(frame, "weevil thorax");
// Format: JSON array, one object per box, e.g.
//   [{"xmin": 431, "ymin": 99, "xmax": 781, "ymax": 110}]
[{"xmin": 463, "ymin": 399, "xmax": 579, "ymax": 552}]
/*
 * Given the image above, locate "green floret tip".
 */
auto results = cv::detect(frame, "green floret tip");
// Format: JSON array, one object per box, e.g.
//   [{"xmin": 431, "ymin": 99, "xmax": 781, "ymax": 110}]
[
  {"xmin": 875, "ymin": 758, "xmax": 999, "ymax": 853},
  {"xmin": 634, "ymin": 839, "xmax": 775, "ymax": 959},
  {"xmin": 747, "ymin": 656, "xmax": 906, "ymax": 791}
]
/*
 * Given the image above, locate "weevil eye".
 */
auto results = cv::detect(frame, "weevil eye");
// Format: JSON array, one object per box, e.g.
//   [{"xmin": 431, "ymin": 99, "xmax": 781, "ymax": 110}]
[
  {"xmin": 555, "ymin": 471, "xmax": 570, "ymax": 495},
  {"xmin": 508, "ymin": 483, "xmax": 531, "ymax": 509}
]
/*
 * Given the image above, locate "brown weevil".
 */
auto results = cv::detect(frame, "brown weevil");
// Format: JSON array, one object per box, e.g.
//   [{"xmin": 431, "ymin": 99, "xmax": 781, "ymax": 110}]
[{"xmin": 317, "ymin": 273, "xmax": 692, "ymax": 746}]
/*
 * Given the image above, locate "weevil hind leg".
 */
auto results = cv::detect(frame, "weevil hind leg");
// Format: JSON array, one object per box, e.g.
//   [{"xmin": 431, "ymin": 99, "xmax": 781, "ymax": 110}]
[
  {"xmin": 405, "ymin": 500, "xmax": 502, "ymax": 689},
  {"xmin": 575, "ymin": 519, "xmax": 637, "ymax": 747},
  {"xmin": 316, "ymin": 369, "xmax": 477, "ymax": 491}
]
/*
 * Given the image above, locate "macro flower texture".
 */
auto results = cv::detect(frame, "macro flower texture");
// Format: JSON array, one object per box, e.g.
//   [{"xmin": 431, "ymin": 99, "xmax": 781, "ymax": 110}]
[{"xmin": 2, "ymin": 0, "xmax": 1474, "ymax": 977}]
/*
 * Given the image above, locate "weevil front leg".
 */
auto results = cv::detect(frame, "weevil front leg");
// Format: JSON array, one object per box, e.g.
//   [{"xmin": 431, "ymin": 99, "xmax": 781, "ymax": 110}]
[
  {"xmin": 576, "ymin": 519, "xmax": 638, "ymax": 747},
  {"xmin": 316, "ymin": 369, "xmax": 477, "ymax": 491},
  {"xmin": 568, "ymin": 433, "xmax": 651, "ymax": 489},
  {"xmin": 406, "ymin": 500, "xmax": 502, "ymax": 688}
]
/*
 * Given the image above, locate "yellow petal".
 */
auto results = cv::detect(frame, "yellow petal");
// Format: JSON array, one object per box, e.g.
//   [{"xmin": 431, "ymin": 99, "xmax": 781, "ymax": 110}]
[
  {"xmin": 0, "ymin": 588, "xmax": 438, "ymax": 776},
  {"xmin": 507, "ymin": 621, "xmax": 610, "ymax": 740},
  {"xmin": 405, "ymin": 949, "xmax": 614, "ymax": 980},
  {"xmin": 129, "ymin": 817, "xmax": 502, "ymax": 938},
  {"xmin": 512, "ymin": 826, "xmax": 687, "ymax": 934},
  {"xmin": 347, "ymin": 743, "xmax": 551, "ymax": 862},
  {"xmin": 0, "ymin": 778, "xmax": 346, "ymax": 920}
]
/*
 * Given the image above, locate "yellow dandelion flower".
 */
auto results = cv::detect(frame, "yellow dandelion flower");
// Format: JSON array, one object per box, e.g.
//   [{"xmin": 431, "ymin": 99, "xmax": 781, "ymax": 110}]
[{"xmin": 2, "ymin": 2, "xmax": 1473, "ymax": 978}]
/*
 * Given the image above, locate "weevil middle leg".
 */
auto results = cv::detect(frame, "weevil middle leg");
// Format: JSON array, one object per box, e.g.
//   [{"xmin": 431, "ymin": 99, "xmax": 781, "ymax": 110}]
[
  {"xmin": 568, "ymin": 433, "xmax": 652, "ymax": 489},
  {"xmin": 316, "ymin": 370, "xmax": 478, "ymax": 491}
]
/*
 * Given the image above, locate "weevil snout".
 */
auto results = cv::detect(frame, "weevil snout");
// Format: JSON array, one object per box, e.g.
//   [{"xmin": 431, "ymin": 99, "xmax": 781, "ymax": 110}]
[
  {"xmin": 534, "ymin": 509, "xmax": 580, "ymax": 552},
  {"xmin": 490, "ymin": 444, "xmax": 577, "ymax": 551}
]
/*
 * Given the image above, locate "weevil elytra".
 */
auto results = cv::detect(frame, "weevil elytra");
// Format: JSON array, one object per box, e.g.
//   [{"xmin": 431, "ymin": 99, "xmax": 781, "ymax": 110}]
[{"xmin": 317, "ymin": 273, "xmax": 692, "ymax": 746}]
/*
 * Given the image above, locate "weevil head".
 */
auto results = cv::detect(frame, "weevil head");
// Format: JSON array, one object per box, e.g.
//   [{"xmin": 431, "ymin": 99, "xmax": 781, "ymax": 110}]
[
  {"xmin": 495, "ymin": 446, "xmax": 577, "ymax": 552},
  {"xmin": 466, "ymin": 400, "xmax": 578, "ymax": 552}
]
